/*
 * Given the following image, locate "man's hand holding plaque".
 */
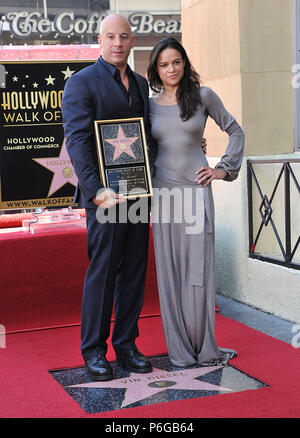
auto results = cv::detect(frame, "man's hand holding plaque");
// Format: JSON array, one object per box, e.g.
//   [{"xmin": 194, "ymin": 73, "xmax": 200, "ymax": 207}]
[{"xmin": 93, "ymin": 188, "xmax": 126, "ymax": 208}]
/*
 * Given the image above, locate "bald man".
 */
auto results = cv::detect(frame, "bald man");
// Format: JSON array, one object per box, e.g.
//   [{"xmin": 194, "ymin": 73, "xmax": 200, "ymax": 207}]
[{"xmin": 62, "ymin": 14, "xmax": 153, "ymax": 381}]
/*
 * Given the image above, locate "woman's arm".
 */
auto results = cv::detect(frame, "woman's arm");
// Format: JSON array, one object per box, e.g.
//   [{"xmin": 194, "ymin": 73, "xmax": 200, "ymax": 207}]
[{"xmin": 195, "ymin": 87, "xmax": 245, "ymax": 186}]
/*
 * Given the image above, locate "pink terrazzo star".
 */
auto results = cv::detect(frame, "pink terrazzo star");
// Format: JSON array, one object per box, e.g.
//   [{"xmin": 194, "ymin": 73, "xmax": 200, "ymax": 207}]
[
  {"xmin": 33, "ymin": 138, "xmax": 77, "ymax": 196},
  {"xmin": 105, "ymin": 125, "xmax": 138, "ymax": 162},
  {"xmin": 69, "ymin": 365, "xmax": 233, "ymax": 408}
]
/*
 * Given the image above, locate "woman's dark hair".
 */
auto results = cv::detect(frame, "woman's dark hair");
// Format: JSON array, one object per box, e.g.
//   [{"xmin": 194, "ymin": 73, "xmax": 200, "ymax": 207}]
[{"xmin": 147, "ymin": 37, "xmax": 201, "ymax": 121}]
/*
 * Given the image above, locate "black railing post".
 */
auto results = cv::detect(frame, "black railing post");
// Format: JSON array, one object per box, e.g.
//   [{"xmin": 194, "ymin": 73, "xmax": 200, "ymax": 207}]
[
  {"xmin": 247, "ymin": 161, "xmax": 254, "ymax": 254},
  {"xmin": 284, "ymin": 163, "xmax": 291, "ymax": 262}
]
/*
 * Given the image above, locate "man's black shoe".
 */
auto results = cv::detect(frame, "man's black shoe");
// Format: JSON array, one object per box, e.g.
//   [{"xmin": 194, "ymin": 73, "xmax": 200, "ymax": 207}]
[
  {"xmin": 85, "ymin": 353, "xmax": 113, "ymax": 381},
  {"xmin": 115, "ymin": 347, "xmax": 152, "ymax": 373}
]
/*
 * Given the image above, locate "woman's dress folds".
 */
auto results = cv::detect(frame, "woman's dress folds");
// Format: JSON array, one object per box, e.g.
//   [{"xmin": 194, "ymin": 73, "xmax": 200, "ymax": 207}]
[{"xmin": 149, "ymin": 86, "xmax": 244, "ymax": 367}]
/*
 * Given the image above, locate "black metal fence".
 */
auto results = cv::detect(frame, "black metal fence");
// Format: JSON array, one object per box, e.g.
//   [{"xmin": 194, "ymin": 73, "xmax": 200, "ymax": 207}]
[{"xmin": 247, "ymin": 158, "xmax": 300, "ymax": 270}]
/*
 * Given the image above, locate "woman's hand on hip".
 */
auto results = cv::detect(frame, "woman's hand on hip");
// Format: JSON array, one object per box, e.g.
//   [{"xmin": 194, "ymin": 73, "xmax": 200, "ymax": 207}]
[{"xmin": 195, "ymin": 166, "xmax": 227, "ymax": 186}]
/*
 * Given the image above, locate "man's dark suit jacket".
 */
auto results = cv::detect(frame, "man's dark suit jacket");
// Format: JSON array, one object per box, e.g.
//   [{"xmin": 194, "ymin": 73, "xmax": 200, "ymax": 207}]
[{"xmin": 61, "ymin": 57, "xmax": 151, "ymax": 209}]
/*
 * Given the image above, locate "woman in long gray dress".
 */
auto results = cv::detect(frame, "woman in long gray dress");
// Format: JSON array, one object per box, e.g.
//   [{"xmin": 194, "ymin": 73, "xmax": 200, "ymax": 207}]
[{"xmin": 147, "ymin": 38, "xmax": 245, "ymax": 367}]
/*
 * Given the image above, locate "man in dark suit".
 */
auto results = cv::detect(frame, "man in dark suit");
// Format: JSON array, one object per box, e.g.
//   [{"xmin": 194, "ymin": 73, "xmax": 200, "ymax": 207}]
[{"xmin": 61, "ymin": 14, "xmax": 153, "ymax": 381}]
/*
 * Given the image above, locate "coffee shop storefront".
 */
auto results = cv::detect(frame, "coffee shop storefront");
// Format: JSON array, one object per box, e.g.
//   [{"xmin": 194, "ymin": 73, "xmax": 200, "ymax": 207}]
[{"xmin": 0, "ymin": 0, "xmax": 181, "ymax": 76}]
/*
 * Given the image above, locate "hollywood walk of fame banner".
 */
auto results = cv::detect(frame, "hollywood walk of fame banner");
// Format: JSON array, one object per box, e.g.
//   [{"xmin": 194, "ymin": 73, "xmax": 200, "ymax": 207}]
[
  {"xmin": 0, "ymin": 60, "xmax": 94, "ymax": 210},
  {"xmin": 94, "ymin": 117, "xmax": 153, "ymax": 199}
]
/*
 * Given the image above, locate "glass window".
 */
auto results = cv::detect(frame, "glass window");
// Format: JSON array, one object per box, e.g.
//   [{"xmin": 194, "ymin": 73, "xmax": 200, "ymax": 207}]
[{"xmin": 0, "ymin": 0, "xmax": 109, "ymax": 45}]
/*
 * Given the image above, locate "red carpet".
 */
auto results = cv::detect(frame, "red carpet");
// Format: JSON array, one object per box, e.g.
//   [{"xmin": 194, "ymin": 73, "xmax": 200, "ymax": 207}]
[
  {"xmin": 1, "ymin": 313, "xmax": 300, "ymax": 418},
  {"xmin": 0, "ymin": 210, "xmax": 87, "ymax": 228},
  {"xmin": 0, "ymin": 226, "xmax": 159, "ymax": 333},
  {"xmin": 1, "ymin": 218, "xmax": 299, "ymax": 418},
  {"xmin": 0, "ymin": 213, "xmax": 33, "ymax": 228},
  {"xmin": 0, "ymin": 218, "xmax": 217, "ymax": 333}
]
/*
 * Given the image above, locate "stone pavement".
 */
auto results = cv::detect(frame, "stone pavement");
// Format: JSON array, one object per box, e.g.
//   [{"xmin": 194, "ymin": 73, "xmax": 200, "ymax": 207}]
[{"xmin": 216, "ymin": 294, "xmax": 297, "ymax": 345}]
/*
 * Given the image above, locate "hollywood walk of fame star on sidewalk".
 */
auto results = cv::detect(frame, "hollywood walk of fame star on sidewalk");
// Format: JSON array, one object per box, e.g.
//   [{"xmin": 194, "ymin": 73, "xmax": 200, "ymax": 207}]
[
  {"xmin": 68, "ymin": 365, "xmax": 233, "ymax": 408},
  {"xmin": 33, "ymin": 138, "xmax": 77, "ymax": 197},
  {"xmin": 105, "ymin": 125, "xmax": 139, "ymax": 162}
]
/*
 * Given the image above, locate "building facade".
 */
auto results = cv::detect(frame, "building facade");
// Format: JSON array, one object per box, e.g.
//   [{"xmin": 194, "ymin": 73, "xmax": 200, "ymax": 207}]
[{"xmin": 182, "ymin": 0, "xmax": 300, "ymax": 323}]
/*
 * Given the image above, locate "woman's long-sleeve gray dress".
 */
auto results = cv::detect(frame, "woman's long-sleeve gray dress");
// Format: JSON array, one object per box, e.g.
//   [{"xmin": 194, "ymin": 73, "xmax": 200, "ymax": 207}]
[{"xmin": 149, "ymin": 86, "xmax": 245, "ymax": 367}]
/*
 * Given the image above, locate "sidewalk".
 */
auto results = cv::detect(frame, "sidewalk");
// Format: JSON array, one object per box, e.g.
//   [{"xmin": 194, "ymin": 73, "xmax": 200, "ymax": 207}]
[{"xmin": 216, "ymin": 294, "xmax": 296, "ymax": 345}]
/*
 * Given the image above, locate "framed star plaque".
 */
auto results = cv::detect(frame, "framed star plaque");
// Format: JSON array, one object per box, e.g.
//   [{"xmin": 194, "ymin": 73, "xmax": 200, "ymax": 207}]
[{"xmin": 94, "ymin": 117, "xmax": 153, "ymax": 198}]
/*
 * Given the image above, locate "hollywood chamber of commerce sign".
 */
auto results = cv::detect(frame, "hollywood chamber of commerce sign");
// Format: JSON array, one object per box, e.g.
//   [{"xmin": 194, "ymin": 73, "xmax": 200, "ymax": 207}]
[{"xmin": 3, "ymin": 11, "xmax": 181, "ymax": 38}]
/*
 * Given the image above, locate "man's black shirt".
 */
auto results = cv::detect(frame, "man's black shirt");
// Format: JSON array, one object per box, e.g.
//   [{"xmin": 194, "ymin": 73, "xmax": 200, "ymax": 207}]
[{"xmin": 99, "ymin": 56, "xmax": 144, "ymax": 118}]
